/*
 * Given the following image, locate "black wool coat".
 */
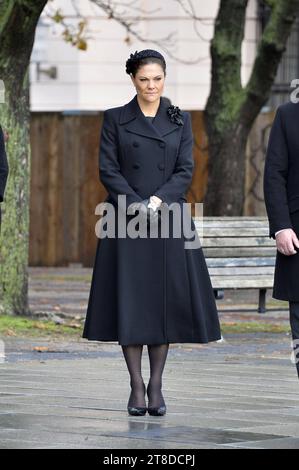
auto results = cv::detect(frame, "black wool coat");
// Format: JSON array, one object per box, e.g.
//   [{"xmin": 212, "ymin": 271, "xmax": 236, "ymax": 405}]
[
  {"xmin": 83, "ymin": 94, "xmax": 221, "ymax": 345},
  {"xmin": 0, "ymin": 126, "xmax": 9, "ymax": 226},
  {"xmin": 264, "ymin": 101, "xmax": 299, "ymax": 301}
]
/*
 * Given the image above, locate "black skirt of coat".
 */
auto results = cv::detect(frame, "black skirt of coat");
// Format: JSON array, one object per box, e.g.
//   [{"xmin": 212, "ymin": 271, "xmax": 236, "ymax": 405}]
[
  {"xmin": 82, "ymin": 95, "xmax": 221, "ymax": 345},
  {"xmin": 82, "ymin": 204, "xmax": 221, "ymax": 346}
]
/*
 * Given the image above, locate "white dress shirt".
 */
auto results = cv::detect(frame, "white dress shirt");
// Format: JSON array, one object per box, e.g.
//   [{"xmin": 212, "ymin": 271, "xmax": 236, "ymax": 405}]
[{"xmin": 275, "ymin": 228, "xmax": 291, "ymax": 236}]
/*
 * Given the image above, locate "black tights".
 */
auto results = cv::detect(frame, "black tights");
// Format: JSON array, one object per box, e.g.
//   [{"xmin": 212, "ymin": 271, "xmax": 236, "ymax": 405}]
[{"xmin": 121, "ymin": 343, "xmax": 169, "ymax": 408}]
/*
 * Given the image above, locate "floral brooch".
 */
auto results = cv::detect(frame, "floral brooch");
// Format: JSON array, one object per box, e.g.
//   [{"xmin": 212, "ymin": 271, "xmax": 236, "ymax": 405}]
[{"xmin": 167, "ymin": 104, "xmax": 184, "ymax": 126}]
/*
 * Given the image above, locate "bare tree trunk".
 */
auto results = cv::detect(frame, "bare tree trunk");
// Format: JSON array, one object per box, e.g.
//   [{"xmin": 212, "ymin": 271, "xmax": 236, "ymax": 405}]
[
  {"xmin": 0, "ymin": 0, "xmax": 47, "ymax": 314},
  {"xmin": 203, "ymin": 0, "xmax": 299, "ymax": 216}
]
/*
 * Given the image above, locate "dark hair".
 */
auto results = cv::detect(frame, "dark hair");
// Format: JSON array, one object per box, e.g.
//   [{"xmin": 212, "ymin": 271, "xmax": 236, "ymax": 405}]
[{"xmin": 125, "ymin": 49, "xmax": 166, "ymax": 77}]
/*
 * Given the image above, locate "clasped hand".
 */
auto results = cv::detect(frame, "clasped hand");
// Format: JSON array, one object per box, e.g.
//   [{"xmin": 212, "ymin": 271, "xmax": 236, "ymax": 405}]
[{"xmin": 128, "ymin": 196, "xmax": 162, "ymax": 225}]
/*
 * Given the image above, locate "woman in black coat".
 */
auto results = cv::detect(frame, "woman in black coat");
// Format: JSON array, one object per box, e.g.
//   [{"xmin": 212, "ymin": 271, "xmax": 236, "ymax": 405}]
[{"xmin": 82, "ymin": 49, "xmax": 221, "ymax": 416}]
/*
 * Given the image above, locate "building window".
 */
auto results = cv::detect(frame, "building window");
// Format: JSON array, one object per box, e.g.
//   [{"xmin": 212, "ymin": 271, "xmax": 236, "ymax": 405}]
[{"xmin": 258, "ymin": 1, "xmax": 299, "ymax": 108}]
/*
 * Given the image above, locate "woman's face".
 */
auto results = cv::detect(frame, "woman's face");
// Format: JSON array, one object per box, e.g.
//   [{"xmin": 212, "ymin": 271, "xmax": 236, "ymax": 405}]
[{"xmin": 131, "ymin": 63, "xmax": 165, "ymax": 103}]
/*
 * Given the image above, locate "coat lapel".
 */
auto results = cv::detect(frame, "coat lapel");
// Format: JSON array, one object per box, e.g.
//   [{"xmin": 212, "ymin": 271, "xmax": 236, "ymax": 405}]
[{"xmin": 119, "ymin": 94, "xmax": 181, "ymax": 142}]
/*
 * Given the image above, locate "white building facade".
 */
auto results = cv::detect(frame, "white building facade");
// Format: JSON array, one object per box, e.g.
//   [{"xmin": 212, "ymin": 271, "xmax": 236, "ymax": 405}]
[{"xmin": 30, "ymin": 0, "xmax": 260, "ymax": 111}]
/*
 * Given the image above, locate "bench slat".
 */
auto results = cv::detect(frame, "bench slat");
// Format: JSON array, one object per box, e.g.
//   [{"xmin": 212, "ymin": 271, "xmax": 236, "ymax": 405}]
[
  {"xmin": 206, "ymin": 257, "xmax": 276, "ymax": 267},
  {"xmin": 191, "ymin": 217, "xmax": 276, "ymax": 293},
  {"xmin": 194, "ymin": 219, "xmax": 269, "ymax": 228},
  {"xmin": 197, "ymin": 228, "xmax": 271, "ymax": 236},
  {"xmin": 210, "ymin": 277, "xmax": 274, "ymax": 289},
  {"xmin": 202, "ymin": 247, "xmax": 275, "ymax": 257},
  {"xmin": 201, "ymin": 237, "xmax": 274, "ymax": 247},
  {"xmin": 195, "ymin": 217, "xmax": 268, "ymax": 221},
  {"xmin": 209, "ymin": 267, "xmax": 275, "ymax": 275}
]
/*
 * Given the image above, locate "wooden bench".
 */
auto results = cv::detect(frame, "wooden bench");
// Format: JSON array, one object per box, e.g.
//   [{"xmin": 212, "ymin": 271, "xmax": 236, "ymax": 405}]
[{"xmin": 193, "ymin": 216, "xmax": 277, "ymax": 313}]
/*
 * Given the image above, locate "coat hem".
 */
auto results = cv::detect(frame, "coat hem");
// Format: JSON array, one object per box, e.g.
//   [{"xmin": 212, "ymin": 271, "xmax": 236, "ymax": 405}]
[
  {"xmin": 272, "ymin": 292, "xmax": 298, "ymax": 302},
  {"xmin": 82, "ymin": 334, "xmax": 222, "ymax": 345}
]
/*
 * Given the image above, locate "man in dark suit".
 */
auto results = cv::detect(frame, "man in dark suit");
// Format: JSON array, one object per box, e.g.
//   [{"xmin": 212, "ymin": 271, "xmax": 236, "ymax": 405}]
[
  {"xmin": 264, "ymin": 101, "xmax": 299, "ymax": 378},
  {"xmin": 0, "ymin": 126, "xmax": 9, "ymax": 228}
]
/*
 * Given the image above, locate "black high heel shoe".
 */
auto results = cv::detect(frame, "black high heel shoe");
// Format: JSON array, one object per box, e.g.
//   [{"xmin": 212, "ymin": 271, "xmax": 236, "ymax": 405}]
[
  {"xmin": 147, "ymin": 382, "xmax": 167, "ymax": 416},
  {"xmin": 127, "ymin": 382, "xmax": 147, "ymax": 416},
  {"xmin": 147, "ymin": 405, "xmax": 166, "ymax": 416}
]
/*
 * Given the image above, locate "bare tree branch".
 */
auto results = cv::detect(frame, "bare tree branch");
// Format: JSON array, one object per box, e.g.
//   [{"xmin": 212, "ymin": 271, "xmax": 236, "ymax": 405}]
[
  {"xmin": 46, "ymin": 0, "xmax": 210, "ymax": 64},
  {"xmin": 174, "ymin": 0, "xmax": 213, "ymax": 42}
]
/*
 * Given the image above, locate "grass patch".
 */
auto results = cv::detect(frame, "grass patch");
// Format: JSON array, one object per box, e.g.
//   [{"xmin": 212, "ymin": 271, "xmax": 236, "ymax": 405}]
[
  {"xmin": 221, "ymin": 321, "xmax": 290, "ymax": 334},
  {"xmin": 0, "ymin": 315, "xmax": 290, "ymax": 338},
  {"xmin": 0, "ymin": 314, "xmax": 82, "ymax": 338},
  {"xmin": 30, "ymin": 275, "xmax": 92, "ymax": 283}
]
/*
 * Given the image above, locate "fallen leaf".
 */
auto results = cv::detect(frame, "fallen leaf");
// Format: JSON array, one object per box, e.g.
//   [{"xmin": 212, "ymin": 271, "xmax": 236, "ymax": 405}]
[
  {"xmin": 68, "ymin": 323, "xmax": 81, "ymax": 329},
  {"xmin": 33, "ymin": 346, "xmax": 49, "ymax": 352},
  {"xmin": 5, "ymin": 329, "xmax": 17, "ymax": 336}
]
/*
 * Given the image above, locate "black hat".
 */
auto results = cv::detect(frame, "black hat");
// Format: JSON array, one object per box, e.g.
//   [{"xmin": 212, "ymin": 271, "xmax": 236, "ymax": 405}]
[{"xmin": 126, "ymin": 49, "xmax": 166, "ymax": 75}]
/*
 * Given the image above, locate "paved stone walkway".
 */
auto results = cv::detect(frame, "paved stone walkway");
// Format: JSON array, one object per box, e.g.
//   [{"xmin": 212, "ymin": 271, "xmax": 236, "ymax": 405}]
[
  {"xmin": 0, "ymin": 266, "xmax": 297, "ymax": 449},
  {"xmin": 1, "ymin": 333, "xmax": 299, "ymax": 449}
]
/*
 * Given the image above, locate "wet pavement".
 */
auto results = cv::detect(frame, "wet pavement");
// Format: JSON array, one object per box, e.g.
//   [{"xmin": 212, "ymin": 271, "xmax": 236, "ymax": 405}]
[
  {"xmin": 0, "ymin": 332, "xmax": 293, "ymax": 363},
  {"xmin": 0, "ymin": 266, "xmax": 298, "ymax": 449},
  {"xmin": 1, "ymin": 332, "xmax": 299, "ymax": 449}
]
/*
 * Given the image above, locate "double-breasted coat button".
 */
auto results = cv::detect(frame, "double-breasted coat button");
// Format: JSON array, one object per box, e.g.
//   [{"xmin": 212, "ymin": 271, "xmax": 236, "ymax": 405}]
[
  {"xmin": 133, "ymin": 141, "xmax": 140, "ymax": 147},
  {"xmin": 133, "ymin": 163, "xmax": 140, "ymax": 169},
  {"xmin": 159, "ymin": 142, "xmax": 165, "ymax": 148},
  {"xmin": 158, "ymin": 163, "xmax": 165, "ymax": 170}
]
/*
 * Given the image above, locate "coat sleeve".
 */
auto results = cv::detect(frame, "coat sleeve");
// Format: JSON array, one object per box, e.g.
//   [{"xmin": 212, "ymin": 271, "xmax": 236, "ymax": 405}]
[
  {"xmin": 153, "ymin": 111, "xmax": 194, "ymax": 205},
  {"xmin": 99, "ymin": 110, "xmax": 143, "ymax": 212},
  {"xmin": 0, "ymin": 126, "xmax": 9, "ymax": 203},
  {"xmin": 263, "ymin": 106, "xmax": 293, "ymax": 239}
]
